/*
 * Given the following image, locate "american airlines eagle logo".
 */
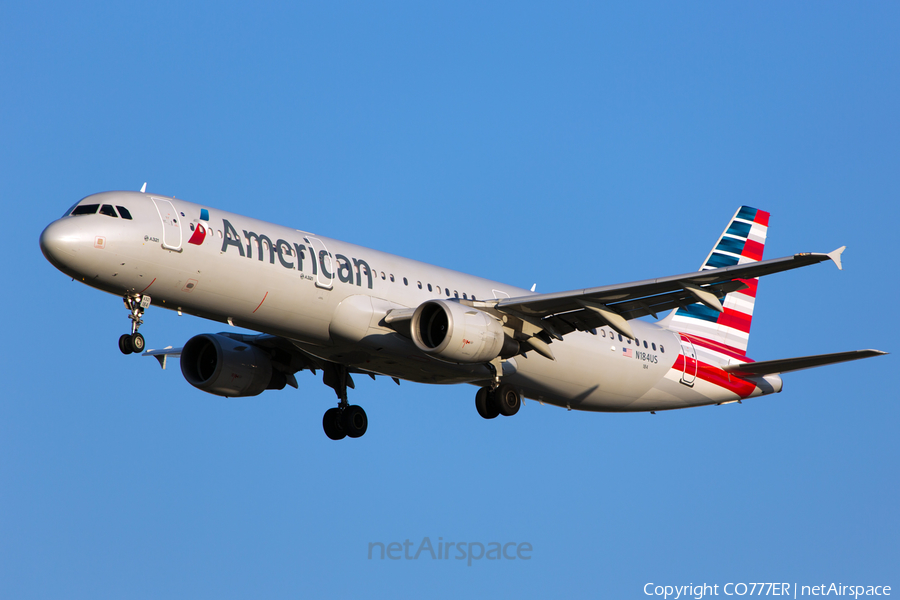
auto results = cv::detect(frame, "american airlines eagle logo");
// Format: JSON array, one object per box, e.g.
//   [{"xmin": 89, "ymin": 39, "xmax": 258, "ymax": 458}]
[
  {"xmin": 188, "ymin": 208, "xmax": 211, "ymax": 246},
  {"xmin": 188, "ymin": 222, "xmax": 207, "ymax": 246}
]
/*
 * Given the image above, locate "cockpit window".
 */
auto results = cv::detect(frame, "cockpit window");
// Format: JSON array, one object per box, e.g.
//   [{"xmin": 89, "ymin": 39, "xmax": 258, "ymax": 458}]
[
  {"xmin": 99, "ymin": 205, "xmax": 117, "ymax": 217},
  {"xmin": 71, "ymin": 204, "xmax": 99, "ymax": 216},
  {"xmin": 62, "ymin": 201, "xmax": 80, "ymax": 217},
  {"xmin": 116, "ymin": 206, "xmax": 133, "ymax": 220}
]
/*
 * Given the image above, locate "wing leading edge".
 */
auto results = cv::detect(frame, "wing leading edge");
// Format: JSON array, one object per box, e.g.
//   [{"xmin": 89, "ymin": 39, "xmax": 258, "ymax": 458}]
[{"xmin": 488, "ymin": 248, "xmax": 846, "ymax": 340}]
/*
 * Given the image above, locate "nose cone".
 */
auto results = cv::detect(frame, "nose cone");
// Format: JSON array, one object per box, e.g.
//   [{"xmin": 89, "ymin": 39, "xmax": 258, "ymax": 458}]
[{"xmin": 40, "ymin": 218, "xmax": 85, "ymax": 275}]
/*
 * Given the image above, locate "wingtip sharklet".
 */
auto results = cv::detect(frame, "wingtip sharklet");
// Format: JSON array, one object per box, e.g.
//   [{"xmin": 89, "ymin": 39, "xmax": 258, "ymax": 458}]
[{"xmin": 827, "ymin": 246, "xmax": 846, "ymax": 270}]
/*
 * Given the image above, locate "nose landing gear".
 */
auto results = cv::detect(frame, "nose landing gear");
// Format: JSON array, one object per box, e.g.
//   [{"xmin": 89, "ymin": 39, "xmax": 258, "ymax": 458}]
[{"xmin": 118, "ymin": 294, "xmax": 150, "ymax": 355}]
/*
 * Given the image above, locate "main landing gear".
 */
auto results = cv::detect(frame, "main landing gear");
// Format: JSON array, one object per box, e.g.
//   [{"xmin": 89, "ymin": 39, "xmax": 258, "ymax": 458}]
[
  {"xmin": 321, "ymin": 362, "xmax": 368, "ymax": 440},
  {"xmin": 322, "ymin": 404, "xmax": 368, "ymax": 440},
  {"xmin": 475, "ymin": 383, "xmax": 521, "ymax": 419},
  {"xmin": 118, "ymin": 294, "xmax": 150, "ymax": 355}
]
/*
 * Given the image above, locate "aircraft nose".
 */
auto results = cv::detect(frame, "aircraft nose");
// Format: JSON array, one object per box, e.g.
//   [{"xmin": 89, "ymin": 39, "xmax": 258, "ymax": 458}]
[{"xmin": 40, "ymin": 218, "xmax": 85, "ymax": 272}]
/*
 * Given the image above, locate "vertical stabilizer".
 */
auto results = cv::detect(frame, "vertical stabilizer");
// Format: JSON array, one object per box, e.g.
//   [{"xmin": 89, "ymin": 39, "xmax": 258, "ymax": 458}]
[{"xmin": 665, "ymin": 206, "xmax": 770, "ymax": 357}]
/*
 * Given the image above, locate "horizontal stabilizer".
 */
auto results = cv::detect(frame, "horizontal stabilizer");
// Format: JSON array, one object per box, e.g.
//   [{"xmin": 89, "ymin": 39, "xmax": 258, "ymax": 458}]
[{"xmin": 722, "ymin": 349, "xmax": 887, "ymax": 376}]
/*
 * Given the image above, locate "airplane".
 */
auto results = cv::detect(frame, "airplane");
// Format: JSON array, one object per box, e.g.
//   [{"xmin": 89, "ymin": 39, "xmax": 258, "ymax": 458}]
[{"xmin": 40, "ymin": 190, "xmax": 886, "ymax": 440}]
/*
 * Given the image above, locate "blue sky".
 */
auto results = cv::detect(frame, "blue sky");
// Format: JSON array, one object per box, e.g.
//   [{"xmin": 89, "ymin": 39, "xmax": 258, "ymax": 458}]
[{"xmin": 2, "ymin": 2, "xmax": 898, "ymax": 598}]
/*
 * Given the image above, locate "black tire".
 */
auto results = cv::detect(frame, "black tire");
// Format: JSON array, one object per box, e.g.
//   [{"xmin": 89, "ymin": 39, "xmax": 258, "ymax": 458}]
[
  {"xmin": 130, "ymin": 332, "xmax": 145, "ymax": 353},
  {"xmin": 323, "ymin": 407, "xmax": 346, "ymax": 440},
  {"xmin": 475, "ymin": 387, "xmax": 499, "ymax": 419},
  {"xmin": 119, "ymin": 334, "xmax": 133, "ymax": 355},
  {"xmin": 342, "ymin": 405, "xmax": 368, "ymax": 438},
  {"xmin": 496, "ymin": 384, "xmax": 521, "ymax": 417}
]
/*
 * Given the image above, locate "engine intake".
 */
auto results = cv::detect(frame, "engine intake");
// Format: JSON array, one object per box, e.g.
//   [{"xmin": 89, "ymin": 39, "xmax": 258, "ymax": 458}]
[
  {"xmin": 410, "ymin": 300, "xmax": 517, "ymax": 363},
  {"xmin": 180, "ymin": 333, "xmax": 285, "ymax": 397}
]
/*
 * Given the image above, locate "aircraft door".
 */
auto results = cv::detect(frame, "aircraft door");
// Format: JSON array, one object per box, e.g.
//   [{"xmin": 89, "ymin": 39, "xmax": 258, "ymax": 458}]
[
  {"xmin": 305, "ymin": 236, "xmax": 334, "ymax": 290},
  {"xmin": 151, "ymin": 197, "xmax": 183, "ymax": 251},
  {"xmin": 679, "ymin": 335, "xmax": 697, "ymax": 387}
]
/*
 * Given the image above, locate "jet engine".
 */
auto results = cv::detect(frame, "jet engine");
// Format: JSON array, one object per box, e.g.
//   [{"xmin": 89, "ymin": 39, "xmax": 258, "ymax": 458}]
[
  {"xmin": 180, "ymin": 333, "xmax": 288, "ymax": 397},
  {"xmin": 410, "ymin": 300, "xmax": 519, "ymax": 363}
]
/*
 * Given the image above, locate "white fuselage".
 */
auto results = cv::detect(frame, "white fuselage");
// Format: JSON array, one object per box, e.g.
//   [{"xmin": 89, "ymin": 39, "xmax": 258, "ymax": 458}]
[{"xmin": 41, "ymin": 191, "xmax": 776, "ymax": 412}]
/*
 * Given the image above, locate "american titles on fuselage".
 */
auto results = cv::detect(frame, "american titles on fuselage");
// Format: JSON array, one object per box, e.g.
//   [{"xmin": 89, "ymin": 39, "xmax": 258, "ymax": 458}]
[{"xmin": 219, "ymin": 219, "xmax": 375, "ymax": 289}]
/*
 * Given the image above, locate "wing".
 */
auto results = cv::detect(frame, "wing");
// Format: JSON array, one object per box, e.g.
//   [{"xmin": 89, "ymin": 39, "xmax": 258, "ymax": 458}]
[
  {"xmin": 142, "ymin": 333, "xmax": 320, "ymax": 389},
  {"xmin": 722, "ymin": 349, "xmax": 887, "ymax": 376},
  {"xmin": 487, "ymin": 248, "xmax": 845, "ymax": 341},
  {"xmin": 142, "ymin": 333, "xmax": 392, "ymax": 389},
  {"xmin": 142, "ymin": 346, "xmax": 181, "ymax": 370}
]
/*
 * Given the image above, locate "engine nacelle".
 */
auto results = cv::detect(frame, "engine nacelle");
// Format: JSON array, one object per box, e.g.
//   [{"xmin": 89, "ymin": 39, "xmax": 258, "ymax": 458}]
[
  {"xmin": 410, "ymin": 300, "xmax": 516, "ymax": 363},
  {"xmin": 180, "ymin": 333, "xmax": 283, "ymax": 397}
]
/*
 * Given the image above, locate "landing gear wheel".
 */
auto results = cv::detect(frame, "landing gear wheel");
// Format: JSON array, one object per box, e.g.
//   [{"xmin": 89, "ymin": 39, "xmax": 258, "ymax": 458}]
[
  {"xmin": 496, "ymin": 384, "xmax": 521, "ymax": 416},
  {"xmin": 475, "ymin": 387, "xmax": 500, "ymax": 419},
  {"xmin": 323, "ymin": 407, "xmax": 346, "ymax": 440},
  {"xmin": 342, "ymin": 405, "xmax": 368, "ymax": 438},
  {"xmin": 120, "ymin": 295, "xmax": 149, "ymax": 356},
  {"xmin": 118, "ymin": 334, "xmax": 134, "ymax": 355},
  {"xmin": 130, "ymin": 332, "xmax": 145, "ymax": 353}
]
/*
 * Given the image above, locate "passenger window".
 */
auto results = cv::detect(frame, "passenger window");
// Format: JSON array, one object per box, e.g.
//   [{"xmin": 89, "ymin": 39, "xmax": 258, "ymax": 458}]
[
  {"xmin": 643, "ymin": 341, "xmax": 648, "ymax": 348},
  {"xmin": 115, "ymin": 206, "xmax": 133, "ymax": 220},
  {"xmin": 454, "ymin": 291, "xmax": 459, "ymax": 298},
  {"xmin": 390, "ymin": 274, "xmax": 395, "ymax": 282},
  {"xmin": 660, "ymin": 345, "xmax": 665, "ymax": 353},
  {"xmin": 381, "ymin": 272, "xmax": 386, "ymax": 280},
  {"xmin": 417, "ymin": 281, "xmax": 422, "ymax": 289},
  {"xmin": 427, "ymin": 283, "xmax": 432, "ymax": 292},
  {"xmin": 601, "ymin": 330, "xmax": 606, "ymax": 338},
  {"xmin": 71, "ymin": 204, "xmax": 99, "ymax": 216},
  {"xmin": 618, "ymin": 334, "xmax": 623, "ymax": 342},
  {"xmin": 445, "ymin": 288, "xmax": 450, "ymax": 297},
  {"xmin": 462, "ymin": 293, "xmax": 467, "ymax": 299},
  {"xmin": 403, "ymin": 277, "xmax": 408, "ymax": 286},
  {"xmin": 652, "ymin": 343, "xmax": 657, "ymax": 351},
  {"xmin": 436, "ymin": 286, "xmax": 441, "ymax": 294},
  {"xmin": 627, "ymin": 338, "xmax": 632, "ymax": 344}
]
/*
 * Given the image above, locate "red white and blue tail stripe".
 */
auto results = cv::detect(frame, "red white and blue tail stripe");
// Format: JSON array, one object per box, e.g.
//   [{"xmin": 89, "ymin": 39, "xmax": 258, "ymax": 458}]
[{"xmin": 667, "ymin": 206, "xmax": 770, "ymax": 357}]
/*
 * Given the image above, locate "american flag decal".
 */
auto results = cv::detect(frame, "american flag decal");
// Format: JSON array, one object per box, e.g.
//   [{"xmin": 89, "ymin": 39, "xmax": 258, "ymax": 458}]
[{"xmin": 622, "ymin": 348, "xmax": 633, "ymax": 358}]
